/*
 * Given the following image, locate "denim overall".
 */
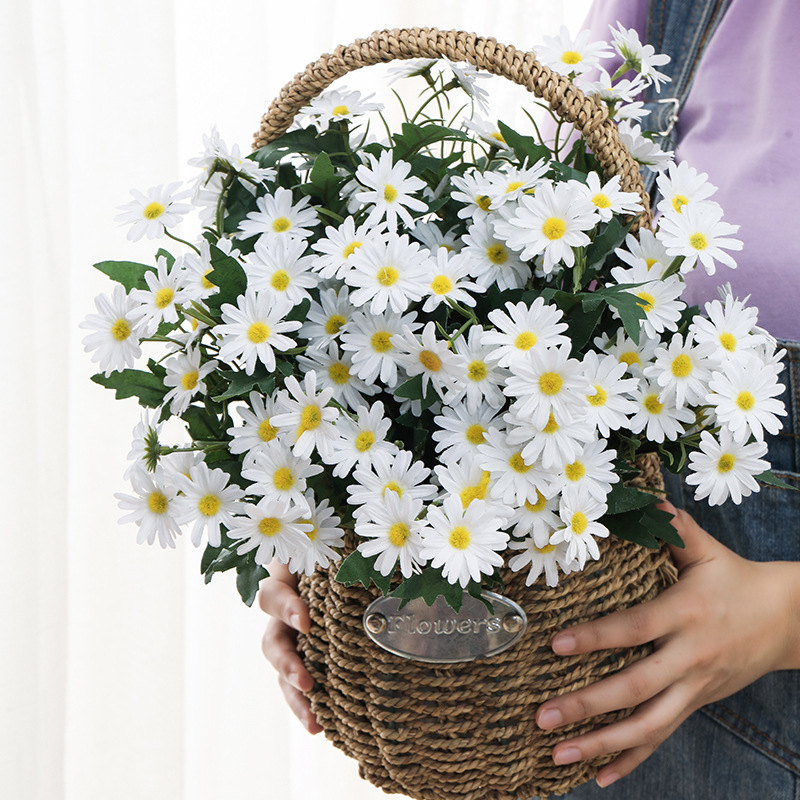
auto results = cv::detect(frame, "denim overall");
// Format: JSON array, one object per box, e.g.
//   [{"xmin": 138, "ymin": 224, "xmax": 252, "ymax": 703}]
[{"xmin": 538, "ymin": 2, "xmax": 800, "ymax": 796}]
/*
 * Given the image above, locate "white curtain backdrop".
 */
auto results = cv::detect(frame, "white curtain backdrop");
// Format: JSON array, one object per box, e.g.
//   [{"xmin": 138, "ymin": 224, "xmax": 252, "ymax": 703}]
[{"xmin": 1, "ymin": 1, "xmax": 592, "ymax": 798}]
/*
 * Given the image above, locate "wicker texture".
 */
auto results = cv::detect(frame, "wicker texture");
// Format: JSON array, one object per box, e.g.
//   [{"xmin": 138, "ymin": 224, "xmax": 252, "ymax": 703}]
[{"xmin": 254, "ymin": 27, "xmax": 674, "ymax": 799}]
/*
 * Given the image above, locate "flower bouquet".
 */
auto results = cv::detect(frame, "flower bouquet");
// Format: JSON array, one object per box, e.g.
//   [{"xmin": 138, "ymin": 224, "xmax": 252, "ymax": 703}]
[{"xmin": 83, "ymin": 26, "xmax": 788, "ymax": 800}]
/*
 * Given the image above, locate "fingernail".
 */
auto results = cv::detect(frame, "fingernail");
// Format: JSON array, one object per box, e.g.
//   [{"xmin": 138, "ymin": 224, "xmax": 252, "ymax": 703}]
[
  {"xmin": 597, "ymin": 771, "xmax": 620, "ymax": 788},
  {"xmin": 552, "ymin": 634, "xmax": 576, "ymax": 654},
  {"xmin": 287, "ymin": 671, "xmax": 303, "ymax": 691},
  {"xmin": 538, "ymin": 708, "xmax": 563, "ymax": 729},
  {"xmin": 288, "ymin": 612, "xmax": 302, "ymax": 631},
  {"xmin": 553, "ymin": 746, "xmax": 582, "ymax": 766}
]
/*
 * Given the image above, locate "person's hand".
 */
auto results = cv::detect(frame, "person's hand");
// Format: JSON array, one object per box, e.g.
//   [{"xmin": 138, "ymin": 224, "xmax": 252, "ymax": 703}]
[
  {"xmin": 535, "ymin": 500, "xmax": 800, "ymax": 788},
  {"xmin": 258, "ymin": 563, "xmax": 323, "ymax": 734}
]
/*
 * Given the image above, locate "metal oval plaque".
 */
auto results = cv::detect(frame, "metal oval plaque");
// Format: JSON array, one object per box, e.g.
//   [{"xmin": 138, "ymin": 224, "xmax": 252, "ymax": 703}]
[{"xmin": 363, "ymin": 591, "xmax": 527, "ymax": 663}]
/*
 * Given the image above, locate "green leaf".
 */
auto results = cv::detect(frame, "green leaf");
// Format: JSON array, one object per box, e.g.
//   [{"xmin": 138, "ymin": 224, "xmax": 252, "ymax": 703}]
[
  {"xmin": 202, "ymin": 548, "xmax": 241, "ymax": 581},
  {"xmin": 606, "ymin": 508, "xmax": 660, "ymax": 549},
  {"xmin": 252, "ymin": 126, "xmax": 348, "ymax": 168},
  {"xmin": 497, "ymin": 121, "xmax": 551, "ymax": 165},
  {"xmin": 200, "ymin": 543, "xmax": 224, "ymax": 574},
  {"xmin": 603, "ymin": 288, "xmax": 647, "ymax": 345},
  {"xmin": 335, "ymin": 550, "xmax": 392, "ymax": 594},
  {"xmin": 389, "ymin": 567, "xmax": 465, "ymax": 611},
  {"xmin": 393, "ymin": 374, "xmax": 423, "ymax": 400},
  {"xmin": 236, "ymin": 561, "xmax": 270, "ymax": 606},
  {"xmin": 212, "ymin": 369, "xmax": 276, "ymax": 402},
  {"xmin": 605, "ymin": 483, "xmax": 659, "ymax": 515},
  {"xmin": 755, "ymin": 470, "xmax": 800, "ymax": 491},
  {"xmin": 182, "ymin": 406, "xmax": 223, "ymax": 441},
  {"xmin": 93, "ymin": 260, "xmax": 154, "ymax": 292},
  {"xmin": 567, "ymin": 300, "xmax": 604, "ymax": 355},
  {"xmin": 286, "ymin": 298, "xmax": 311, "ymax": 324},
  {"xmin": 391, "ymin": 122, "xmax": 471, "ymax": 161},
  {"xmin": 204, "ymin": 245, "xmax": 248, "ymax": 314},
  {"xmin": 91, "ymin": 368, "xmax": 166, "ymax": 408},
  {"xmin": 301, "ymin": 151, "xmax": 341, "ymax": 204},
  {"xmin": 584, "ymin": 217, "xmax": 631, "ymax": 273},
  {"xmin": 156, "ymin": 248, "xmax": 176, "ymax": 269},
  {"xmin": 642, "ymin": 504, "xmax": 684, "ymax": 548}
]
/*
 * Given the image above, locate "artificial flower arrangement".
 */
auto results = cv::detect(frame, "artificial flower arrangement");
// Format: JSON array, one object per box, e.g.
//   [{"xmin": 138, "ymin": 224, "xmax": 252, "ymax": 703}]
[{"xmin": 82, "ymin": 23, "xmax": 788, "ymax": 617}]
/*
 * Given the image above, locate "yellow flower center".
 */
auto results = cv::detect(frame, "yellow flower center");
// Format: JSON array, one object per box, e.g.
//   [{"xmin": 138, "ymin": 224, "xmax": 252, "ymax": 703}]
[
  {"xmin": 181, "ymin": 370, "xmax": 199, "ymax": 391},
  {"xmin": 514, "ymin": 331, "xmax": 537, "ymax": 351},
  {"xmin": 689, "ymin": 232, "xmax": 708, "ymax": 250},
  {"xmin": 111, "ymin": 319, "xmax": 131, "ymax": 341},
  {"xmin": 343, "ymin": 241, "xmax": 362, "ymax": 258},
  {"xmin": 588, "ymin": 385, "xmax": 608, "ymax": 407},
  {"xmin": 355, "ymin": 431, "xmax": 375, "ymax": 452},
  {"xmin": 328, "ymin": 362, "xmax": 350, "ymax": 384},
  {"xmin": 258, "ymin": 419, "xmax": 278, "ymax": 442},
  {"xmin": 300, "ymin": 519, "xmax": 317, "ymax": 541},
  {"xmin": 561, "ymin": 50, "xmax": 581, "ymax": 65},
  {"xmin": 719, "ymin": 332, "xmax": 737, "ymax": 352},
  {"xmin": 331, "ymin": 104, "xmax": 349, "ymax": 116},
  {"xmin": 384, "ymin": 481, "xmax": 403, "ymax": 497},
  {"xmin": 383, "ymin": 184, "xmax": 398, "ymax": 203},
  {"xmin": 419, "ymin": 350, "xmax": 442, "ymax": 371},
  {"xmin": 259, "ymin": 517, "xmax": 282, "ymax": 537},
  {"xmin": 273, "ymin": 467, "xmax": 295, "ymax": 491},
  {"xmin": 201, "ymin": 270, "xmax": 215, "ymax": 290},
  {"xmin": 272, "ymin": 217, "xmax": 292, "ymax": 233},
  {"xmin": 198, "ymin": 494, "xmax": 221, "ymax": 517},
  {"xmin": 536, "ymin": 543, "xmax": 557, "ymax": 554},
  {"xmin": 467, "ymin": 360, "xmax": 488, "ymax": 382},
  {"xmin": 645, "ymin": 257, "xmax": 659, "ymax": 269},
  {"xmin": 491, "ymin": 132, "xmax": 506, "ymax": 143},
  {"xmin": 247, "ymin": 322, "xmax": 270, "ymax": 343},
  {"xmin": 542, "ymin": 217, "xmax": 567, "ymax": 240},
  {"xmin": 459, "ymin": 471, "xmax": 491, "ymax": 507},
  {"xmin": 505, "ymin": 180, "xmax": 525, "ymax": 194},
  {"xmin": 155, "ymin": 287, "xmax": 175, "ymax": 309},
  {"xmin": 449, "ymin": 525, "xmax": 471, "ymax": 550},
  {"xmin": 671, "ymin": 354, "xmax": 693, "ymax": 378},
  {"xmin": 542, "ymin": 412, "xmax": 559, "ymax": 434},
  {"xmin": 570, "ymin": 512, "xmax": 588, "ymax": 534},
  {"xmin": 672, "ymin": 194, "xmax": 689, "ymax": 213},
  {"xmin": 270, "ymin": 270, "xmax": 291, "ymax": 291},
  {"xmin": 476, "ymin": 195, "xmax": 492, "ymax": 211},
  {"xmin": 717, "ymin": 453, "xmax": 736, "ymax": 473},
  {"xmin": 147, "ymin": 491, "xmax": 168, "ymax": 514},
  {"xmin": 143, "ymin": 201, "xmax": 165, "ymax": 220},
  {"xmin": 431, "ymin": 275, "xmax": 453, "ymax": 295},
  {"xmin": 509, "ymin": 452, "xmax": 531, "ymax": 473},
  {"xmin": 371, "ymin": 330, "xmax": 393, "ymax": 352},
  {"xmin": 619, "ymin": 350, "xmax": 641, "ymax": 367},
  {"xmin": 736, "ymin": 391, "xmax": 756, "ymax": 411},
  {"xmin": 565, "ymin": 461, "xmax": 586, "ymax": 482},
  {"xmin": 325, "ymin": 314, "xmax": 347, "ymax": 335},
  {"xmin": 636, "ymin": 291, "xmax": 656, "ymax": 312},
  {"xmin": 376, "ymin": 266, "xmax": 399, "ymax": 287},
  {"xmin": 538, "ymin": 371, "xmax": 564, "ymax": 396},
  {"xmin": 486, "ymin": 243, "xmax": 508, "ymax": 264},
  {"xmin": 524, "ymin": 491, "xmax": 548, "ymax": 513},
  {"xmin": 643, "ymin": 393, "xmax": 664, "ymax": 414},
  {"xmin": 299, "ymin": 404, "xmax": 322, "ymax": 432},
  {"xmin": 592, "ymin": 193, "xmax": 612, "ymax": 209},
  {"xmin": 465, "ymin": 423, "xmax": 487, "ymax": 445},
  {"xmin": 387, "ymin": 522, "xmax": 411, "ymax": 547}
]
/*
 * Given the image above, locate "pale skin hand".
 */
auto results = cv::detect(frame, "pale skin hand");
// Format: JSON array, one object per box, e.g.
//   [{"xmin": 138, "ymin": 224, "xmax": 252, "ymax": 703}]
[
  {"xmin": 537, "ymin": 500, "xmax": 800, "ymax": 788},
  {"xmin": 259, "ymin": 501, "xmax": 800, "ymax": 774}
]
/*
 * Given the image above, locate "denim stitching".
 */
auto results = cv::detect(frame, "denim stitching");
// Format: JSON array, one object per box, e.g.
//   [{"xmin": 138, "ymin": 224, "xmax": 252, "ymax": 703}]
[{"xmin": 705, "ymin": 703, "xmax": 800, "ymax": 765}]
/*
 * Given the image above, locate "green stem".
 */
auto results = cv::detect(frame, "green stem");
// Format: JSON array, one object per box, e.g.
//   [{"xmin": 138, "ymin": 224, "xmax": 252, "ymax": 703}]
[
  {"xmin": 164, "ymin": 229, "xmax": 201, "ymax": 255},
  {"xmin": 661, "ymin": 255, "xmax": 685, "ymax": 280}
]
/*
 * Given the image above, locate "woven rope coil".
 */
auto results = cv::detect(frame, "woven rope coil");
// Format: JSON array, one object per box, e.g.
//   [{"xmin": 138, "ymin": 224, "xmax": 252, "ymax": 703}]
[{"xmin": 254, "ymin": 28, "xmax": 673, "ymax": 799}]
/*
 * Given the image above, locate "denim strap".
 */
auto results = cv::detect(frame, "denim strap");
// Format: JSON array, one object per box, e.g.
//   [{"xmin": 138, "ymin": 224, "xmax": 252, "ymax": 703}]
[{"xmin": 640, "ymin": 0, "xmax": 733, "ymax": 192}]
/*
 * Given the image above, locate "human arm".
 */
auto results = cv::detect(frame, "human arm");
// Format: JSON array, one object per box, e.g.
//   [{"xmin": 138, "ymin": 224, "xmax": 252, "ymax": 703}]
[{"xmin": 535, "ymin": 500, "xmax": 800, "ymax": 787}]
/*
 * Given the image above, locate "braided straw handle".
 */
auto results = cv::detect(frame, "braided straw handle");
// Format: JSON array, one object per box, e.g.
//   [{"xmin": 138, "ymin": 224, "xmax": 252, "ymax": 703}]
[{"xmin": 253, "ymin": 26, "xmax": 650, "ymax": 212}]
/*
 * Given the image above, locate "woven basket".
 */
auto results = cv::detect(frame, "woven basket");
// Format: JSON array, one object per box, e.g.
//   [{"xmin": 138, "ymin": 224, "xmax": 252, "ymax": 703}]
[{"xmin": 253, "ymin": 27, "xmax": 678, "ymax": 800}]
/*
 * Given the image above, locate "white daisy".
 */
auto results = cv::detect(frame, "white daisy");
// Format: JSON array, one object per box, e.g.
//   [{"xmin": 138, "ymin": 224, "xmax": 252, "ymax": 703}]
[
  {"xmin": 310, "ymin": 216, "xmax": 377, "ymax": 280},
  {"xmin": 409, "ymin": 221, "xmax": 462, "ymax": 253},
  {"xmin": 450, "ymin": 170, "xmax": 496, "ymax": 222},
  {"xmin": 595, "ymin": 326, "xmax": 659, "ymax": 375},
  {"xmin": 227, "ymin": 497, "xmax": 313, "ymax": 566},
  {"xmin": 227, "ymin": 391, "xmax": 283, "ymax": 455},
  {"xmin": 552, "ymin": 439, "xmax": 619, "ymax": 502},
  {"xmin": 394, "ymin": 321, "xmax": 466, "ymax": 401},
  {"xmin": 303, "ymin": 87, "xmax": 382, "ymax": 128},
  {"xmin": 462, "ymin": 115, "xmax": 512, "ymax": 151},
  {"xmin": 628, "ymin": 378, "xmax": 695, "ymax": 443},
  {"xmin": 449, "ymin": 325, "xmax": 508, "ymax": 412},
  {"xmin": 269, "ymin": 371, "xmax": 340, "ymax": 460},
  {"xmin": 421, "ymin": 248, "xmax": 483, "ymax": 313},
  {"xmin": 494, "ymin": 181, "xmax": 598, "ymax": 274},
  {"xmin": 288, "ymin": 492, "xmax": 345, "ymax": 576},
  {"xmin": 609, "ymin": 23, "xmax": 671, "ymax": 90},
  {"xmin": 345, "ymin": 231, "xmax": 428, "ymax": 314},
  {"xmin": 339, "ymin": 308, "xmax": 420, "ymax": 388},
  {"xmin": 353, "ymin": 150, "xmax": 427, "ymax": 230},
  {"xmin": 534, "ymin": 25, "xmax": 613, "ymax": 76},
  {"xmin": 123, "ymin": 410, "xmax": 159, "ymax": 480},
  {"xmin": 658, "ymin": 202, "xmax": 742, "ymax": 275},
  {"xmin": 618, "ymin": 120, "xmax": 674, "ymax": 172},
  {"xmin": 580, "ymin": 172, "xmax": 643, "ymax": 222},
  {"xmin": 237, "ymin": 186, "xmax": 318, "ymax": 241},
  {"xmin": 646, "ymin": 332, "xmax": 713, "ymax": 409},
  {"xmin": 216, "ymin": 290, "xmax": 301, "ymax": 375},
  {"xmin": 483, "ymin": 298, "xmax": 569, "ymax": 367},
  {"xmin": 298, "ymin": 285, "xmax": 355, "ymax": 347},
  {"xmin": 324, "ymin": 401, "xmax": 397, "ymax": 479},
  {"xmin": 298, "ymin": 341, "xmax": 379, "ymax": 411},
  {"xmin": 508, "ymin": 537, "xmax": 576, "ymax": 587},
  {"xmin": 115, "ymin": 467, "xmax": 182, "ymax": 549},
  {"xmin": 581, "ymin": 350, "xmax": 639, "ymax": 436},
  {"xmin": 550, "ymin": 485, "xmax": 610, "ymax": 570},
  {"xmin": 685, "ymin": 430, "xmax": 769, "ymax": 506},
  {"xmin": 434, "ymin": 459, "xmax": 495, "ymax": 510},
  {"xmin": 615, "ymin": 229, "xmax": 672, "ymax": 277},
  {"xmin": 163, "ymin": 347, "xmax": 218, "ymax": 415},
  {"xmin": 189, "ymin": 126, "xmax": 276, "ymax": 186},
  {"xmin": 242, "ymin": 439, "xmax": 323, "ymax": 510},
  {"xmin": 419, "ymin": 496, "xmax": 508, "ymax": 588},
  {"xmin": 129, "ymin": 255, "xmax": 190, "ymax": 337},
  {"xmin": 459, "ymin": 217, "xmax": 531, "ymax": 291},
  {"xmin": 505, "ymin": 489, "xmax": 562, "ymax": 548},
  {"xmin": 172, "ymin": 463, "xmax": 245, "ymax": 547},
  {"xmin": 484, "ymin": 160, "xmax": 549, "ymax": 209},
  {"xmin": 356, "ymin": 491, "xmax": 426, "ymax": 578},
  {"xmin": 245, "ymin": 235, "xmax": 318, "ymax": 306},
  {"xmin": 80, "ymin": 284, "xmax": 142, "ymax": 377},
  {"xmin": 115, "ymin": 181, "xmax": 192, "ymax": 242},
  {"xmin": 621, "ymin": 275, "xmax": 686, "ymax": 339},
  {"xmin": 442, "ymin": 59, "xmax": 491, "ymax": 114},
  {"xmin": 432, "ymin": 401, "xmax": 504, "ymax": 463},
  {"xmin": 656, "ymin": 160, "xmax": 718, "ymax": 217}
]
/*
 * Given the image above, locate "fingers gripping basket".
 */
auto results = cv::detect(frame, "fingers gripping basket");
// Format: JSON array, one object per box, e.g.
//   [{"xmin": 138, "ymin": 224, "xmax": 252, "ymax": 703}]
[{"xmin": 253, "ymin": 27, "xmax": 678, "ymax": 800}]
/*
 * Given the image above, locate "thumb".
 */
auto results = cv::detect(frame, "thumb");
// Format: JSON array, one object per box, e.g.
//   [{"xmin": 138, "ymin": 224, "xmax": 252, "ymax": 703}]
[{"xmin": 657, "ymin": 499, "xmax": 716, "ymax": 571}]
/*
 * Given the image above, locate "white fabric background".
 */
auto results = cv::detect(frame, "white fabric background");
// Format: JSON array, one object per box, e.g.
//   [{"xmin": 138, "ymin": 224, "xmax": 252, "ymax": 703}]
[{"xmin": 1, "ymin": 2, "xmax": 591, "ymax": 798}]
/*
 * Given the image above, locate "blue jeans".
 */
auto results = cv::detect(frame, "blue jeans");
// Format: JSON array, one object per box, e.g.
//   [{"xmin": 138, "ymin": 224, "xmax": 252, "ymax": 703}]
[{"xmin": 543, "ymin": 340, "xmax": 800, "ymax": 799}]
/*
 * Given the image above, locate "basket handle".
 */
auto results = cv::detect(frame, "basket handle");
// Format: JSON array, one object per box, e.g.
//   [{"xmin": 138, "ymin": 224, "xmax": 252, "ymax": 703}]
[{"xmin": 253, "ymin": 26, "xmax": 649, "ymax": 210}]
